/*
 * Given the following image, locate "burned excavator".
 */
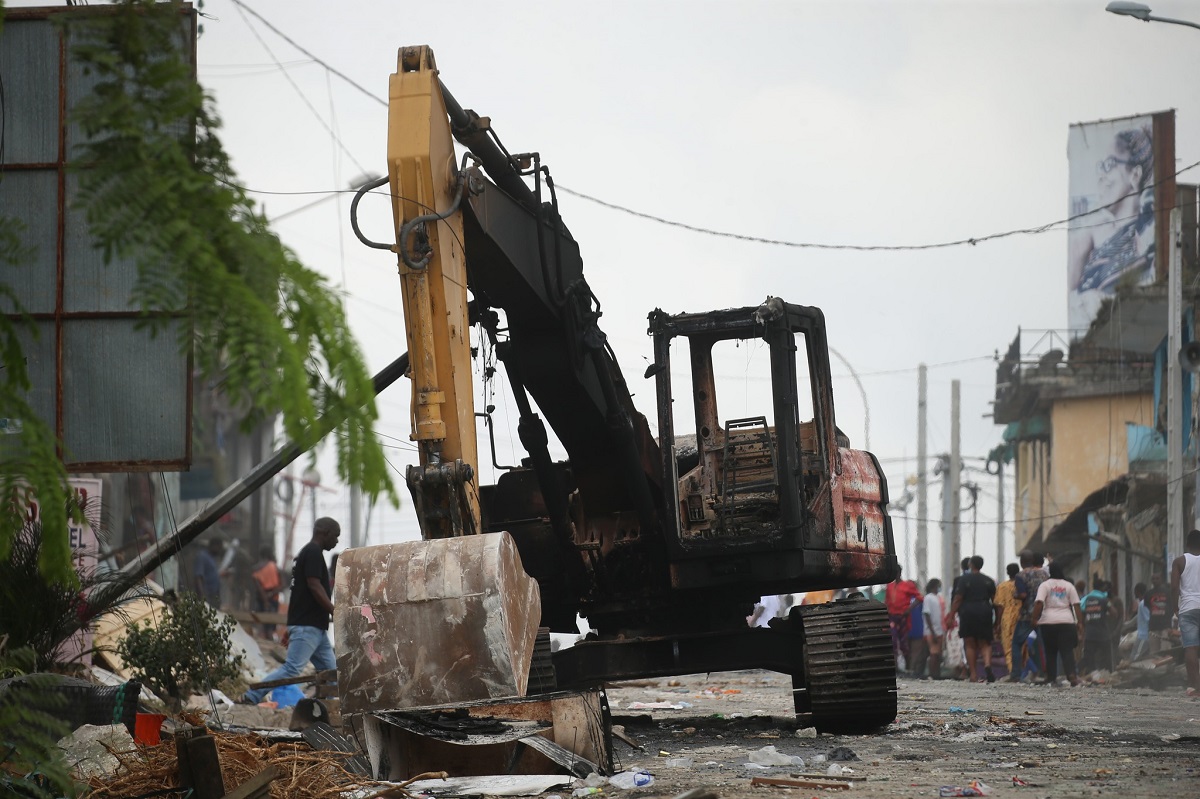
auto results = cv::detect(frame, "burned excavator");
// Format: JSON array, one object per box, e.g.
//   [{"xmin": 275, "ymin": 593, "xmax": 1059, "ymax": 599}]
[{"xmin": 336, "ymin": 45, "xmax": 899, "ymax": 733}]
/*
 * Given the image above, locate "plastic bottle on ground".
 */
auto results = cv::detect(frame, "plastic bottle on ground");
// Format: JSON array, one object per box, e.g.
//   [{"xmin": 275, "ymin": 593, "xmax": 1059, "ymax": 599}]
[{"xmin": 608, "ymin": 770, "xmax": 654, "ymax": 789}]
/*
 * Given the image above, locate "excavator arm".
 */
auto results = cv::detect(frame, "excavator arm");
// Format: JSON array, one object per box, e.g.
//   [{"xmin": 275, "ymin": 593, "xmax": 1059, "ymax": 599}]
[{"xmin": 386, "ymin": 46, "xmax": 479, "ymax": 538}]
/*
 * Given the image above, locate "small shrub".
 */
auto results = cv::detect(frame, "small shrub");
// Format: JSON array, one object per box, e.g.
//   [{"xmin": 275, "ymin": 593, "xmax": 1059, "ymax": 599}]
[{"xmin": 116, "ymin": 592, "xmax": 244, "ymax": 708}]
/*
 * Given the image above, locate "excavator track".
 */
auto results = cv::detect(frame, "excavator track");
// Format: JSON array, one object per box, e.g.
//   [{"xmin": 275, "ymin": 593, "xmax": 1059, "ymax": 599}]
[{"xmin": 792, "ymin": 598, "xmax": 896, "ymax": 733}]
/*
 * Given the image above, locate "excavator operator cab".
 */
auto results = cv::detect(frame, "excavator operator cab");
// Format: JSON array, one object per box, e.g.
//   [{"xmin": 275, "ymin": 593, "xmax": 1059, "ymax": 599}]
[
  {"xmin": 649, "ymin": 297, "xmax": 832, "ymax": 543},
  {"xmin": 647, "ymin": 298, "xmax": 891, "ymax": 594}
]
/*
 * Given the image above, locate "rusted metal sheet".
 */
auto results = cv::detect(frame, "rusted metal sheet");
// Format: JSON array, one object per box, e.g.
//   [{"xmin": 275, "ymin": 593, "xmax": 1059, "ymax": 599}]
[
  {"xmin": 834, "ymin": 448, "xmax": 888, "ymax": 554},
  {"xmin": 335, "ymin": 532, "xmax": 542, "ymax": 714}
]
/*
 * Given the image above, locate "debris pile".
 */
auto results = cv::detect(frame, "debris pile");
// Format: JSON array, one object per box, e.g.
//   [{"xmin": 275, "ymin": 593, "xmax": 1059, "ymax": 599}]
[{"xmin": 79, "ymin": 727, "xmax": 370, "ymax": 799}]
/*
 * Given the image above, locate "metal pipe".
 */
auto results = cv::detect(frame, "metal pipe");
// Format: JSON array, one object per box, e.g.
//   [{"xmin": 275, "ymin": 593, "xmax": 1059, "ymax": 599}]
[
  {"xmin": 438, "ymin": 79, "xmax": 538, "ymax": 213},
  {"xmin": 83, "ymin": 352, "xmax": 410, "ymax": 615}
]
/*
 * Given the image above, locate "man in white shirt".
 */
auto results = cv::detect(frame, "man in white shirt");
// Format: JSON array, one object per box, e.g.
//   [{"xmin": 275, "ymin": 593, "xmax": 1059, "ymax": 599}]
[
  {"xmin": 1170, "ymin": 529, "xmax": 1200, "ymax": 697},
  {"xmin": 922, "ymin": 579, "xmax": 945, "ymax": 680}
]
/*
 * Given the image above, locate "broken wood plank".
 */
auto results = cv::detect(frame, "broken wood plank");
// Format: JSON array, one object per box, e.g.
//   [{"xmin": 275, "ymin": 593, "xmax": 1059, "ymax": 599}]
[
  {"xmin": 248, "ymin": 669, "xmax": 337, "ymax": 690},
  {"xmin": 223, "ymin": 765, "xmax": 279, "ymax": 799},
  {"xmin": 750, "ymin": 775, "xmax": 852, "ymax": 790},
  {"xmin": 183, "ymin": 734, "xmax": 225, "ymax": 799},
  {"xmin": 519, "ymin": 734, "xmax": 598, "ymax": 778},
  {"xmin": 225, "ymin": 609, "xmax": 288, "ymax": 625}
]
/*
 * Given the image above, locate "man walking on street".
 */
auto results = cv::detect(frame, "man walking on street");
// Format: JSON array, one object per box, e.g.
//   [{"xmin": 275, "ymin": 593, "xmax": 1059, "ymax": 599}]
[
  {"xmin": 1171, "ymin": 529, "xmax": 1200, "ymax": 697},
  {"xmin": 1079, "ymin": 577, "xmax": 1120, "ymax": 675},
  {"xmin": 243, "ymin": 517, "xmax": 341, "ymax": 705},
  {"xmin": 922, "ymin": 579, "xmax": 944, "ymax": 679},
  {"xmin": 1011, "ymin": 551, "xmax": 1047, "ymax": 682}
]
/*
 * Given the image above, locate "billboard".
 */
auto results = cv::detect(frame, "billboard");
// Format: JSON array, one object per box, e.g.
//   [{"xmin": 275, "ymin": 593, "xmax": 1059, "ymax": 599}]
[
  {"xmin": 1068, "ymin": 112, "xmax": 1176, "ymax": 334},
  {"xmin": 0, "ymin": 5, "xmax": 195, "ymax": 470}
]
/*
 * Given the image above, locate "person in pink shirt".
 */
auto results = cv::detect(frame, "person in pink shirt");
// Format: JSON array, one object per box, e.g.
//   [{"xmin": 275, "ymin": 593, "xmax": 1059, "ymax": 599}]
[{"xmin": 1031, "ymin": 561, "xmax": 1084, "ymax": 686}]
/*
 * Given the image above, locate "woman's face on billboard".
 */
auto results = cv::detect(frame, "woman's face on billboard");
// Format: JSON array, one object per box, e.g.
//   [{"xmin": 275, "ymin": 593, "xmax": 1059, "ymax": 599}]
[{"xmin": 1096, "ymin": 140, "xmax": 1140, "ymax": 209}]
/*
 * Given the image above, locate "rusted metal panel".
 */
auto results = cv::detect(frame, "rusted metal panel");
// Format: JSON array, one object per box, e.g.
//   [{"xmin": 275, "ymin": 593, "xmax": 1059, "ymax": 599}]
[
  {"xmin": 335, "ymin": 532, "xmax": 542, "ymax": 714},
  {"xmin": 835, "ymin": 448, "xmax": 888, "ymax": 555},
  {"xmin": 351, "ymin": 689, "xmax": 609, "ymax": 780}
]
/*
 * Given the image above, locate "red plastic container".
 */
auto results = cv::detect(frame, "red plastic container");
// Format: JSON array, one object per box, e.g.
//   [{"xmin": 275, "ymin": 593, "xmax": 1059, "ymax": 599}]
[{"xmin": 133, "ymin": 712, "xmax": 166, "ymax": 746}]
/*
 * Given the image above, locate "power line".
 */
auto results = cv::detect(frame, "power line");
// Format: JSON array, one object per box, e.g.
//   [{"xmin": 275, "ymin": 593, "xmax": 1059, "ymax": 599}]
[
  {"xmin": 224, "ymin": 0, "xmax": 1200, "ymax": 257},
  {"xmin": 230, "ymin": 2, "xmax": 370, "ymax": 177},
  {"xmin": 225, "ymin": 0, "xmax": 387, "ymax": 109},
  {"xmin": 555, "ymin": 165, "xmax": 1200, "ymax": 252}
]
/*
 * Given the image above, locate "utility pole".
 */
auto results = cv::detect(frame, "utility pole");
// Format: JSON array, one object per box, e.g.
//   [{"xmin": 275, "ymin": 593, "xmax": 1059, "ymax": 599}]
[
  {"xmin": 938, "ymin": 454, "xmax": 952, "ymax": 587},
  {"xmin": 916, "ymin": 364, "xmax": 928, "ymax": 587},
  {"xmin": 950, "ymin": 380, "xmax": 962, "ymax": 582},
  {"xmin": 996, "ymin": 460, "xmax": 1006, "ymax": 575},
  {"xmin": 1169, "ymin": 208, "xmax": 1184, "ymax": 564}
]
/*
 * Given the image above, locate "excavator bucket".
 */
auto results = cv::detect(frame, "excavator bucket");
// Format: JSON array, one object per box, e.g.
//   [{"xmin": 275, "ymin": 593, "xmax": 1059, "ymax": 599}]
[{"xmin": 333, "ymin": 532, "xmax": 542, "ymax": 713}]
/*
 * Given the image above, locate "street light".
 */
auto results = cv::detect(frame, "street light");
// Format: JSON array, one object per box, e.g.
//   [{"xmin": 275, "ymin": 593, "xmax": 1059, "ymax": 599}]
[{"xmin": 1106, "ymin": 1, "xmax": 1200, "ymax": 30}]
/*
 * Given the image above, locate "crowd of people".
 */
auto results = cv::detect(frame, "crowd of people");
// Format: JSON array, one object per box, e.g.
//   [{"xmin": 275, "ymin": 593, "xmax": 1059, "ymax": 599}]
[{"xmin": 876, "ymin": 533, "xmax": 1200, "ymax": 695}]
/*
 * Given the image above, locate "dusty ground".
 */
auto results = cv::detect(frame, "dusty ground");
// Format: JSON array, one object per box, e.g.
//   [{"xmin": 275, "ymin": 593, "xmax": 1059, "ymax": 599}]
[{"xmin": 602, "ymin": 670, "xmax": 1200, "ymax": 798}]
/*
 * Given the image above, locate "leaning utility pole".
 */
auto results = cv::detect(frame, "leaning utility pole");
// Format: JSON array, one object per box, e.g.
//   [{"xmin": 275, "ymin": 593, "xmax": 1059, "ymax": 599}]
[
  {"xmin": 916, "ymin": 364, "xmax": 928, "ymax": 588},
  {"xmin": 948, "ymin": 381, "xmax": 962, "ymax": 583},
  {"xmin": 996, "ymin": 459, "xmax": 1006, "ymax": 576}
]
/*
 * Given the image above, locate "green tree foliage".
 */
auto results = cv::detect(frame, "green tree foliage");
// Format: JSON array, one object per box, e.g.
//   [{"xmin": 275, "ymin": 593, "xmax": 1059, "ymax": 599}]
[
  {"xmin": 116, "ymin": 591, "xmax": 244, "ymax": 708},
  {"xmin": 0, "ymin": 0, "xmax": 396, "ymax": 581}
]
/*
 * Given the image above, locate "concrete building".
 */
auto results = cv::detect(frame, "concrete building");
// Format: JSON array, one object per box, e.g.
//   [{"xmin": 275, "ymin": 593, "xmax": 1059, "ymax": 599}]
[{"xmin": 992, "ymin": 289, "xmax": 1176, "ymax": 601}]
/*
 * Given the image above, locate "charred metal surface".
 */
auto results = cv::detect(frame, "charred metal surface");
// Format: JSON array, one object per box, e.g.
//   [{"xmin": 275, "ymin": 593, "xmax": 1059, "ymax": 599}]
[
  {"xmin": 334, "ymin": 533, "xmax": 541, "ymax": 713},
  {"xmin": 406, "ymin": 458, "xmax": 478, "ymax": 539},
  {"xmin": 553, "ymin": 626, "xmax": 805, "ymax": 687},
  {"xmin": 792, "ymin": 598, "xmax": 897, "ymax": 732},
  {"xmin": 554, "ymin": 599, "xmax": 896, "ymax": 734}
]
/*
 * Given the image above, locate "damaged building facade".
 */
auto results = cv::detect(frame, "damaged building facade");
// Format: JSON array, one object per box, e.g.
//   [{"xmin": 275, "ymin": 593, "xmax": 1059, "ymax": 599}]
[{"xmin": 992, "ymin": 182, "xmax": 1199, "ymax": 598}]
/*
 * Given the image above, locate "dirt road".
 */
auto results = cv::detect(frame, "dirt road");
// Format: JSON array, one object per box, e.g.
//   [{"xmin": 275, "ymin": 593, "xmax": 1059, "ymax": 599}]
[{"xmin": 602, "ymin": 671, "xmax": 1200, "ymax": 798}]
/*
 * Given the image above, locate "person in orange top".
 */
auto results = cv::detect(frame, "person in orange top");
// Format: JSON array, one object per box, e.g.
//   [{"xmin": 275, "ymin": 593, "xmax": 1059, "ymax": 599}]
[
  {"xmin": 251, "ymin": 545, "xmax": 283, "ymax": 639},
  {"xmin": 885, "ymin": 566, "xmax": 923, "ymax": 671},
  {"xmin": 992, "ymin": 563, "xmax": 1023, "ymax": 675}
]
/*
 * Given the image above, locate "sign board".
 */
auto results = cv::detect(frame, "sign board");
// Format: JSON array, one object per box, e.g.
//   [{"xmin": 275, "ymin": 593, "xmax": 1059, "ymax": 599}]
[
  {"xmin": 0, "ymin": 5, "xmax": 194, "ymax": 470},
  {"xmin": 25, "ymin": 477, "xmax": 104, "ymax": 666},
  {"xmin": 1067, "ymin": 111, "xmax": 1176, "ymax": 334}
]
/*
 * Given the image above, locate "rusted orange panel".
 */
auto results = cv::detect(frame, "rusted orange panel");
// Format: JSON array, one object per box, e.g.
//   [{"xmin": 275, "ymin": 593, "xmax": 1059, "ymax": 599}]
[
  {"xmin": 835, "ymin": 449, "xmax": 887, "ymax": 555},
  {"xmin": 334, "ymin": 532, "xmax": 541, "ymax": 713}
]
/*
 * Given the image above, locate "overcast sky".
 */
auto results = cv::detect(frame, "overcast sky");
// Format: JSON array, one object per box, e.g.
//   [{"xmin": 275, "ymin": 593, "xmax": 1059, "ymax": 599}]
[{"xmin": 21, "ymin": 0, "xmax": 1200, "ymax": 582}]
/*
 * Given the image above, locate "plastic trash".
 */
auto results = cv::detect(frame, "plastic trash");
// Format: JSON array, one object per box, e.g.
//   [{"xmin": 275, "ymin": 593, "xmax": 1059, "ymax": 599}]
[
  {"xmin": 271, "ymin": 683, "xmax": 303, "ymax": 708},
  {"xmin": 664, "ymin": 758, "xmax": 693, "ymax": 768},
  {"xmin": 580, "ymin": 774, "xmax": 607, "ymax": 788},
  {"xmin": 572, "ymin": 788, "xmax": 602, "ymax": 797},
  {"xmin": 827, "ymin": 763, "xmax": 854, "ymax": 776},
  {"xmin": 948, "ymin": 706, "xmax": 976, "ymax": 714},
  {"xmin": 811, "ymin": 754, "xmax": 828, "ymax": 764},
  {"xmin": 938, "ymin": 780, "xmax": 992, "ymax": 797},
  {"xmin": 747, "ymin": 746, "xmax": 804, "ymax": 767},
  {"xmin": 608, "ymin": 770, "xmax": 654, "ymax": 789},
  {"xmin": 795, "ymin": 726, "xmax": 818, "ymax": 739}
]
